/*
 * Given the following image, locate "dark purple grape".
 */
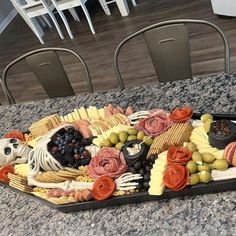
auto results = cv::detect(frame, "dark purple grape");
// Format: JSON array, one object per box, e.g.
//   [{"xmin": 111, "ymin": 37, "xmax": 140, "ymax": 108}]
[
  {"xmin": 145, "ymin": 165, "xmax": 151, "ymax": 172},
  {"xmin": 143, "ymin": 182, "xmax": 150, "ymax": 189},
  {"xmin": 134, "ymin": 161, "xmax": 142, "ymax": 170},
  {"xmin": 138, "ymin": 168, "xmax": 145, "ymax": 175},
  {"xmin": 143, "ymin": 173, "xmax": 150, "ymax": 181}
]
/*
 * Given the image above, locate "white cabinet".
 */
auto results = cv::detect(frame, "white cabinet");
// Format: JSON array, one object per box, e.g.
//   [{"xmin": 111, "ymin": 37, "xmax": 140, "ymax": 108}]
[{"xmin": 211, "ymin": 0, "xmax": 236, "ymax": 17}]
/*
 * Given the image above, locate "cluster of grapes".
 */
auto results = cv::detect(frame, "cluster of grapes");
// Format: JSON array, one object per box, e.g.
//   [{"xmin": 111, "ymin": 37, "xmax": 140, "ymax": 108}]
[
  {"xmin": 49, "ymin": 127, "xmax": 93, "ymax": 168},
  {"xmin": 128, "ymin": 154, "xmax": 157, "ymax": 191}
]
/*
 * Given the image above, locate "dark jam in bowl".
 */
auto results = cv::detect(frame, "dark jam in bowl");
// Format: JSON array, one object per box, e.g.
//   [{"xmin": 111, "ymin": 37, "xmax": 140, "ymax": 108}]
[{"xmin": 209, "ymin": 120, "xmax": 236, "ymax": 149}]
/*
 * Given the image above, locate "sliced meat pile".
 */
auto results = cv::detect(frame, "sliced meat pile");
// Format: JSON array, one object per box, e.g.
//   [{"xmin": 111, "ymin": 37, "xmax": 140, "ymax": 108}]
[
  {"xmin": 224, "ymin": 142, "xmax": 236, "ymax": 166},
  {"xmin": 104, "ymin": 103, "xmax": 134, "ymax": 117},
  {"xmin": 135, "ymin": 109, "xmax": 173, "ymax": 137},
  {"xmin": 88, "ymin": 147, "xmax": 128, "ymax": 179},
  {"xmin": 74, "ymin": 120, "xmax": 92, "ymax": 138},
  {"xmin": 47, "ymin": 188, "xmax": 93, "ymax": 201}
]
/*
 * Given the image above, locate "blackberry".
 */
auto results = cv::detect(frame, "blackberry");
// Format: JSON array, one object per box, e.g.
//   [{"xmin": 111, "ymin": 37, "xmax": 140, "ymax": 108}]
[
  {"xmin": 64, "ymin": 145, "xmax": 74, "ymax": 154},
  {"xmin": 81, "ymin": 138, "xmax": 93, "ymax": 146},
  {"xmin": 73, "ymin": 130, "xmax": 83, "ymax": 140},
  {"xmin": 68, "ymin": 127, "xmax": 75, "ymax": 134},
  {"xmin": 53, "ymin": 152, "xmax": 67, "ymax": 166}
]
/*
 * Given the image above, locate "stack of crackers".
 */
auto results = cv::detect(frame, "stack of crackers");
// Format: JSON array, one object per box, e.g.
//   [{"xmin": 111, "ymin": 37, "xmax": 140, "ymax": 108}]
[
  {"xmin": 28, "ymin": 114, "xmax": 61, "ymax": 137},
  {"xmin": 33, "ymin": 167, "xmax": 88, "ymax": 183},
  {"xmin": 8, "ymin": 173, "xmax": 33, "ymax": 193},
  {"xmin": 89, "ymin": 113, "xmax": 129, "ymax": 136},
  {"xmin": 147, "ymin": 122, "xmax": 193, "ymax": 158}
]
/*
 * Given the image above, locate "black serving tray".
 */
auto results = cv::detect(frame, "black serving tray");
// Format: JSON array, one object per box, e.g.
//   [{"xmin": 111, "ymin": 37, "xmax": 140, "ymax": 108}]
[{"xmin": 1, "ymin": 113, "xmax": 236, "ymax": 213}]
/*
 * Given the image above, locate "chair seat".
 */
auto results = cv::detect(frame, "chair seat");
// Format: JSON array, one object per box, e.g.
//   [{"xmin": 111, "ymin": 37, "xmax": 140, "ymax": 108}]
[
  {"xmin": 26, "ymin": 3, "xmax": 55, "ymax": 18},
  {"xmin": 56, "ymin": 0, "xmax": 83, "ymax": 11}
]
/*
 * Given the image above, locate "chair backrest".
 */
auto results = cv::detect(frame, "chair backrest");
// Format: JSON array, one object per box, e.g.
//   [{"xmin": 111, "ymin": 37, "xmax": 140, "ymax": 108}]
[
  {"xmin": 2, "ymin": 48, "xmax": 93, "ymax": 104},
  {"xmin": 113, "ymin": 19, "xmax": 230, "ymax": 90}
]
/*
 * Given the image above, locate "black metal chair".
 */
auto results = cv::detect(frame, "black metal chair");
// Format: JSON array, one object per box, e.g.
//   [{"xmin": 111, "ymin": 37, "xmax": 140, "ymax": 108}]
[
  {"xmin": 113, "ymin": 19, "xmax": 230, "ymax": 90},
  {"xmin": 2, "ymin": 47, "xmax": 93, "ymax": 104}
]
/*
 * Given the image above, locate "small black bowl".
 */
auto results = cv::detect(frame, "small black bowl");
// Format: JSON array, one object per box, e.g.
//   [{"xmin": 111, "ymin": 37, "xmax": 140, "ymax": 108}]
[{"xmin": 122, "ymin": 140, "xmax": 149, "ymax": 166}]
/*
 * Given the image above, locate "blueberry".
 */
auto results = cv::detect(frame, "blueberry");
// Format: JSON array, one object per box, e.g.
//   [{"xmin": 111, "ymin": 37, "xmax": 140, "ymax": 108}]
[{"xmin": 74, "ymin": 148, "xmax": 79, "ymax": 154}]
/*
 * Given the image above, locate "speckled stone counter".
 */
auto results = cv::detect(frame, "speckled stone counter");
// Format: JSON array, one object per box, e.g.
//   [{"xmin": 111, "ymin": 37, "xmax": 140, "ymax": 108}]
[{"xmin": 1, "ymin": 74, "xmax": 236, "ymax": 236}]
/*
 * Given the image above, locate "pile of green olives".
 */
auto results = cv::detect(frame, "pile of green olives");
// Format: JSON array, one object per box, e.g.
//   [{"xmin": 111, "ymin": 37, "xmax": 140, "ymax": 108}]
[{"xmin": 185, "ymin": 142, "xmax": 229, "ymax": 185}]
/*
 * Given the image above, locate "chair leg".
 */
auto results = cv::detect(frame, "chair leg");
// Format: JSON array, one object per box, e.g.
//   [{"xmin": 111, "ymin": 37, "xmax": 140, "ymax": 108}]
[
  {"xmin": 116, "ymin": 0, "xmax": 130, "ymax": 16},
  {"xmin": 56, "ymin": 10, "xmax": 74, "ymax": 39},
  {"xmin": 131, "ymin": 0, "xmax": 137, "ymax": 6},
  {"xmin": 37, "ymin": 16, "xmax": 46, "ymax": 27},
  {"xmin": 80, "ymin": 2, "xmax": 95, "ymax": 34},
  {"xmin": 69, "ymin": 8, "xmax": 80, "ymax": 21},
  {"xmin": 97, "ymin": 0, "xmax": 111, "ymax": 16},
  {"xmin": 46, "ymin": 12, "xmax": 64, "ymax": 39},
  {"xmin": 27, "ymin": 18, "xmax": 45, "ymax": 44},
  {"xmin": 41, "ymin": 15, "xmax": 52, "ymax": 28}
]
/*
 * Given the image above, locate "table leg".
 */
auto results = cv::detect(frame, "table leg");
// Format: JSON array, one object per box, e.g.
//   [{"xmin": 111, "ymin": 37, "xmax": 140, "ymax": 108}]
[{"xmin": 115, "ymin": 0, "xmax": 130, "ymax": 17}]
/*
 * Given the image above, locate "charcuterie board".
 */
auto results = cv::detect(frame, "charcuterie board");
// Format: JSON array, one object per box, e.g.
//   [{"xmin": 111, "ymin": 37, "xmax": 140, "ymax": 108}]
[{"xmin": 1, "ymin": 105, "xmax": 236, "ymax": 213}]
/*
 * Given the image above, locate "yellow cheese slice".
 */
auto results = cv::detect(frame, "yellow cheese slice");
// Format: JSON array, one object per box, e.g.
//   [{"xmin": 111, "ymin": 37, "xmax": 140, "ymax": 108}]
[
  {"xmin": 98, "ymin": 108, "xmax": 105, "ymax": 119},
  {"xmin": 68, "ymin": 113, "xmax": 74, "ymax": 123},
  {"xmin": 79, "ymin": 107, "xmax": 88, "ymax": 120},
  {"xmin": 74, "ymin": 109, "xmax": 81, "ymax": 120},
  {"xmin": 90, "ymin": 106, "xmax": 99, "ymax": 120}
]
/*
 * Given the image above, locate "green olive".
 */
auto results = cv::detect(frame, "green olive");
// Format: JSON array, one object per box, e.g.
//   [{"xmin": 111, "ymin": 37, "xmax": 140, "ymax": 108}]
[
  {"xmin": 189, "ymin": 173, "xmax": 200, "ymax": 185},
  {"xmin": 127, "ymin": 128, "xmax": 138, "ymax": 135},
  {"xmin": 203, "ymin": 119, "xmax": 213, "ymax": 133},
  {"xmin": 118, "ymin": 131, "xmax": 128, "ymax": 143},
  {"xmin": 127, "ymin": 135, "xmax": 137, "ymax": 141},
  {"xmin": 213, "ymin": 159, "xmax": 229, "ymax": 171},
  {"xmin": 186, "ymin": 161, "xmax": 197, "ymax": 174},
  {"xmin": 201, "ymin": 113, "xmax": 213, "ymax": 122},
  {"xmin": 110, "ymin": 133, "xmax": 119, "ymax": 144},
  {"xmin": 202, "ymin": 153, "xmax": 216, "ymax": 164},
  {"xmin": 137, "ymin": 131, "xmax": 145, "ymax": 140},
  {"xmin": 198, "ymin": 171, "xmax": 211, "ymax": 183},
  {"xmin": 115, "ymin": 142, "xmax": 124, "ymax": 150},
  {"xmin": 143, "ymin": 136, "xmax": 153, "ymax": 146},
  {"xmin": 192, "ymin": 151, "xmax": 203, "ymax": 164},
  {"xmin": 103, "ymin": 139, "xmax": 113, "ymax": 147},
  {"xmin": 186, "ymin": 142, "xmax": 197, "ymax": 152},
  {"xmin": 197, "ymin": 163, "xmax": 211, "ymax": 172}
]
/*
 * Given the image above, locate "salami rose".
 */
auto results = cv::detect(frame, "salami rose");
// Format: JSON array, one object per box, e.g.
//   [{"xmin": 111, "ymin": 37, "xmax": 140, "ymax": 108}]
[
  {"xmin": 135, "ymin": 109, "xmax": 173, "ymax": 137},
  {"xmin": 92, "ymin": 176, "xmax": 116, "ymax": 200},
  {"xmin": 167, "ymin": 145, "xmax": 192, "ymax": 165},
  {"xmin": 163, "ymin": 164, "xmax": 189, "ymax": 191},
  {"xmin": 4, "ymin": 130, "xmax": 25, "ymax": 142},
  {"xmin": 88, "ymin": 147, "xmax": 127, "ymax": 179},
  {"xmin": 169, "ymin": 106, "xmax": 193, "ymax": 123}
]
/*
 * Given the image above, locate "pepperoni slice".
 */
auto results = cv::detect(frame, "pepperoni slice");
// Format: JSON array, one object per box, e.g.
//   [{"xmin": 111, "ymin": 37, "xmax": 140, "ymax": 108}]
[
  {"xmin": 167, "ymin": 145, "xmax": 192, "ymax": 165},
  {"xmin": 0, "ymin": 165, "xmax": 15, "ymax": 183},
  {"xmin": 163, "ymin": 165, "xmax": 189, "ymax": 191},
  {"xmin": 92, "ymin": 176, "xmax": 116, "ymax": 200},
  {"xmin": 4, "ymin": 130, "xmax": 25, "ymax": 142},
  {"xmin": 169, "ymin": 106, "xmax": 193, "ymax": 123}
]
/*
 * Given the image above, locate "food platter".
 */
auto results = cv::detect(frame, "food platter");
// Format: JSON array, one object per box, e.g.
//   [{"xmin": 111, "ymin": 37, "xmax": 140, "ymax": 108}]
[{"xmin": 1, "ymin": 105, "xmax": 236, "ymax": 213}]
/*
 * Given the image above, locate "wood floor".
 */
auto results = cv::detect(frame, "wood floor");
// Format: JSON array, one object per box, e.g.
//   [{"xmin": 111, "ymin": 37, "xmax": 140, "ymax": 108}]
[{"xmin": 1, "ymin": 0, "xmax": 236, "ymax": 104}]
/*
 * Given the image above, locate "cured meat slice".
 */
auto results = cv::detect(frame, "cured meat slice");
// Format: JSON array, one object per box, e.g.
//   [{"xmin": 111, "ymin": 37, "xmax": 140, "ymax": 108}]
[{"xmin": 88, "ymin": 147, "xmax": 127, "ymax": 179}]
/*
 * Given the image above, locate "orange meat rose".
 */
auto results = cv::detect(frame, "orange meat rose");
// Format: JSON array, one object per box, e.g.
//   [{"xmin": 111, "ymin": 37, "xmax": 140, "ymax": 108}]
[
  {"xmin": 163, "ymin": 164, "xmax": 189, "ymax": 191},
  {"xmin": 169, "ymin": 106, "xmax": 193, "ymax": 123},
  {"xmin": 167, "ymin": 145, "xmax": 192, "ymax": 165}
]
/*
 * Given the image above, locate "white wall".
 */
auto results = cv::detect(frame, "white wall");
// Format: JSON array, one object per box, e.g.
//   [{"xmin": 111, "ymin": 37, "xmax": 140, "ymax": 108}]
[{"xmin": 0, "ymin": 0, "xmax": 17, "ymax": 33}]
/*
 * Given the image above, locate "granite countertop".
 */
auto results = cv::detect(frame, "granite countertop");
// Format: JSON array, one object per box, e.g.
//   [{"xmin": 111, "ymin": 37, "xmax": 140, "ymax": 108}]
[{"xmin": 1, "ymin": 74, "xmax": 236, "ymax": 236}]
